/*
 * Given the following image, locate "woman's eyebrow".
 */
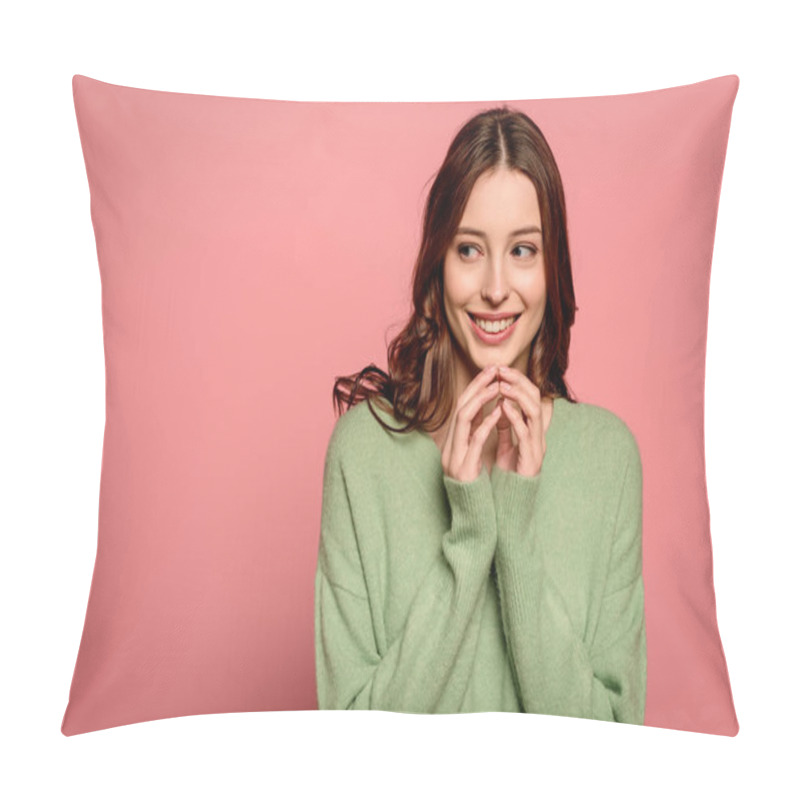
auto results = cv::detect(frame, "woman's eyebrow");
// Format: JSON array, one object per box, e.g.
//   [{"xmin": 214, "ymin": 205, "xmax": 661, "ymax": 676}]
[{"xmin": 456, "ymin": 226, "xmax": 542, "ymax": 237}]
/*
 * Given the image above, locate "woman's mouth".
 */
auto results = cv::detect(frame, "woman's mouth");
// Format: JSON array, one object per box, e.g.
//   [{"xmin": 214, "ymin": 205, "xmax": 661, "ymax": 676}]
[{"xmin": 467, "ymin": 313, "xmax": 521, "ymax": 345}]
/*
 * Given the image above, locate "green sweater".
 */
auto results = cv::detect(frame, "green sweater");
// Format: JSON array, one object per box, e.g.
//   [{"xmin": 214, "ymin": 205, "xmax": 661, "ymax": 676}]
[{"xmin": 314, "ymin": 395, "xmax": 646, "ymax": 724}]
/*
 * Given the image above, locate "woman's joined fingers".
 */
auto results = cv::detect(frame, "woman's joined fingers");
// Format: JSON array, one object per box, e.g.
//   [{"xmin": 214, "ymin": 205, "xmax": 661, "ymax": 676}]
[{"xmin": 440, "ymin": 365, "xmax": 548, "ymax": 481}]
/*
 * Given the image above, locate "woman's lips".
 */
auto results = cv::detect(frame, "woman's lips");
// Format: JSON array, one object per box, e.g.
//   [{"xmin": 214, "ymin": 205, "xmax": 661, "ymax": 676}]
[{"xmin": 468, "ymin": 314, "xmax": 520, "ymax": 345}]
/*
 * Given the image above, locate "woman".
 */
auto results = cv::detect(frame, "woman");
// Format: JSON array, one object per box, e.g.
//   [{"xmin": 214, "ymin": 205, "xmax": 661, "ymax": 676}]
[{"xmin": 314, "ymin": 107, "xmax": 646, "ymax": 724}]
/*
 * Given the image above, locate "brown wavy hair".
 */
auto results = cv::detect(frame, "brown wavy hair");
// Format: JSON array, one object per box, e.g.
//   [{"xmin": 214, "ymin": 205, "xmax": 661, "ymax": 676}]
[{"xmin": 332, "ymin": 106, "xmax": 578, "ymax": 435}]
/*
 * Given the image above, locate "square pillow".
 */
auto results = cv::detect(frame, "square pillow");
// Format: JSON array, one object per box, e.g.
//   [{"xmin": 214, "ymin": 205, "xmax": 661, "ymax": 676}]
[{"xmin": 62, "ymin": 74, "xmax": 739, "ymax": 736}]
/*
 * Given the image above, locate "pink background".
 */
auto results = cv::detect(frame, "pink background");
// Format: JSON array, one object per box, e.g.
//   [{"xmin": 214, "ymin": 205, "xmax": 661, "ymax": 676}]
[{"xmin": 63, "ymin": 75, "xmax": 738, "ymax": 735}]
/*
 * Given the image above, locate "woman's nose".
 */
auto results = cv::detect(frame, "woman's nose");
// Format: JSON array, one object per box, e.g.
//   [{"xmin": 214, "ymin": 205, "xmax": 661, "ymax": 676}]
[{"xmin": 481, "ymin": 262, "xmax": 510, "ymax": 303}]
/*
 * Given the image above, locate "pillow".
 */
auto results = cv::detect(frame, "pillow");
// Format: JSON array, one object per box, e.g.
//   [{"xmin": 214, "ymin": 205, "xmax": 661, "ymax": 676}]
[{"xmin": 62, "ymin": 74, "xmax": 739, "ymax": 736}]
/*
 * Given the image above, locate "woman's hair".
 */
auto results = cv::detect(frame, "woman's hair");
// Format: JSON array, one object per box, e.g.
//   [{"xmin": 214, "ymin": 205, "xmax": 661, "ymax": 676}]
[{"xmin": 332, "ymin": 106, "xmax": 579, "ymax": 435}]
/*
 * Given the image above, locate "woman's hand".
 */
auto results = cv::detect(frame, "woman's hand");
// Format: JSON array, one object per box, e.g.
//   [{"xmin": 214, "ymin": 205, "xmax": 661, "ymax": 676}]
[
  {"xmin": 495, "ymin": 366, "xmax": 547, "ymax": 478},
  {"xmin": 441, "ymin": 365, "xmax": 503, "ymax": 483}
]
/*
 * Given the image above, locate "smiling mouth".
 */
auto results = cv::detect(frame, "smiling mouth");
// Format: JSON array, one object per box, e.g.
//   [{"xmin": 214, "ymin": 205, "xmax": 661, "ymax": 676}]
[{"xmin": 467, "ymin": 313, "xmax": 522, "ymax": 333}]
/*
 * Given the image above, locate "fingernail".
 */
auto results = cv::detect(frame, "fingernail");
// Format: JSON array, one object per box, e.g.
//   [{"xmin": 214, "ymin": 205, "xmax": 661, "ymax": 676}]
[{"xmin": 499, "ymin": 365, "xmax": 508, "ymax": 373}]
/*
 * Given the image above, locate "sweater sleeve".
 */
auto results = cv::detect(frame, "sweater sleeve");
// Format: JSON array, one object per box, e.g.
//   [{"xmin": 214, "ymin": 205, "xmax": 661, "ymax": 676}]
[
  {"xmin": 315, "ymin": 439, "xmax": 498, "ymax": 713},
  {"xmin": 490, "ymin": 447, "xmax": 646, "ymax": 724}
]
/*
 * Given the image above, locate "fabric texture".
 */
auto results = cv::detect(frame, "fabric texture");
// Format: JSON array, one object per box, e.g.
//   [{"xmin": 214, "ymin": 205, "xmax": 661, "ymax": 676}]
[
  {"xmin": 62, "ymin": 74, "xmax": 739, "ymax": 736},
  {"xmin": 315, "ymin": 397, "xmax": 646, "ymax": 723}
]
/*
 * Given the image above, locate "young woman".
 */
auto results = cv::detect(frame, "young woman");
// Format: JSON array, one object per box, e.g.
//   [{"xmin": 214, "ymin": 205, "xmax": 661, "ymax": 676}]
[{"xmin": 314, "ymin": 107, "xmax": 646, "ymax": 724}]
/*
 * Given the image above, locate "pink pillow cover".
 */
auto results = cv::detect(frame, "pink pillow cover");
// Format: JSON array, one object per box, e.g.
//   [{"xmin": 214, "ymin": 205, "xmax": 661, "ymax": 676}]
[{"xmin": 62, "ymin": 74, "xmax": 739, "ymax": 736}]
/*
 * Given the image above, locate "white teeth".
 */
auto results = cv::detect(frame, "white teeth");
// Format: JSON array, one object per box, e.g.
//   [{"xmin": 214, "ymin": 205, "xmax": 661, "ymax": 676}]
[{"xmin": 472, "ymin": 315, "xmax": 517, "ymax": 333}]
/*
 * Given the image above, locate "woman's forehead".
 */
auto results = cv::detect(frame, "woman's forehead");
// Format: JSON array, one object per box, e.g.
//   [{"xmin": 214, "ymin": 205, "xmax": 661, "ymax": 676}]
[{"xmin": 459, "ymin": 174, "xmax": 542, "ymax": 233}]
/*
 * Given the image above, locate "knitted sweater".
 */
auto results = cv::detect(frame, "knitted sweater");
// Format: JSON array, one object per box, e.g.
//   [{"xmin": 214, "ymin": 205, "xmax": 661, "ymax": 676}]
[{"xmin": 314, "ymin": 395, "xmax": 646, "ymax": 724}]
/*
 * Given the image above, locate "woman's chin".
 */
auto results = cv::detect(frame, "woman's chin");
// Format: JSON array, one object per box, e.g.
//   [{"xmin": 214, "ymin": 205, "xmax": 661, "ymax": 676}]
[{"xmin": 469, "ymin": 350, "xmax": 512, "ymax": 371}]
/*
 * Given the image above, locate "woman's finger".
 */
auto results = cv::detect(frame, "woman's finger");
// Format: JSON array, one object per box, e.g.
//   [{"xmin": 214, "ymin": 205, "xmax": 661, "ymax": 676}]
[
  {"xmin": 499, "ymin": 367, "xmax": 541, "ymax": 423},
  {"xmin": 494, "ymin": 398, "xmax": 518, "ymax": 473},
  {"xmin": 495, "ymin": 396, "xmax": 515, "ymax": 454},
  {"xmin": 470, "ymin": 400, "xmax": 485, "ymax": 438},
  {"xmin": 501, "ymin": 381, "xmax": 542, "ymax": 428},
  {"xmin": 501, "ymin": 395, "xmax": 544, "ymax": 477},
  {"xmin": 442, "ymin": 366, "xmax": 498, "ymax": 474},
  {"xmin": 451, "ymin": 380, "xmax": 501, "ymax": 470},
  {"xmin": 499, "ymin": 369, "xmax": 543, "ymax": 435},
  {"xmin": 464, "ymin": 404, "xmax": 502, "ymax": 478}
]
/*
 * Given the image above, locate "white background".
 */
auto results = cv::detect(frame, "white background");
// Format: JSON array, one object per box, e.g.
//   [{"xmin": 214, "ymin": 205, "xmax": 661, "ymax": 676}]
[{"xmin": 3, "ymin": 1, "xmax": 797, "ymax": 797}]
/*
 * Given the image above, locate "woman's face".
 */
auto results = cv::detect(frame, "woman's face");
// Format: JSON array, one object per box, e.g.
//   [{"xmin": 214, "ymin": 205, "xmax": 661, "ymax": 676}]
[{"xmin": 442, "ymin": 167, "xmax": 548, "ymax": 391}]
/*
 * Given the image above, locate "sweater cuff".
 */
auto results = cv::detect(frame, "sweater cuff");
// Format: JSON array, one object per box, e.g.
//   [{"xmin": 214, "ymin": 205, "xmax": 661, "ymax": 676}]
[
  {"xmin": 442, "ymin": 466, "xmax": 497, "ymax": 543},
  {"xmin": 490, "ymin": 466, "xmax": 540, "ymax": 538}
]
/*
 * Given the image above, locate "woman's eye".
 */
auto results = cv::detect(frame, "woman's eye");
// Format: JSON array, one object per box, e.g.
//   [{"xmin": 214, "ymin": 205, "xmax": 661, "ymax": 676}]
[
  {"xmin": 457, "ymin": 243, "xmax": 538, "ymax": 259},
  {"xmin": 458, "ymin": 244, "xmax": 480, "ymax": 258}
]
